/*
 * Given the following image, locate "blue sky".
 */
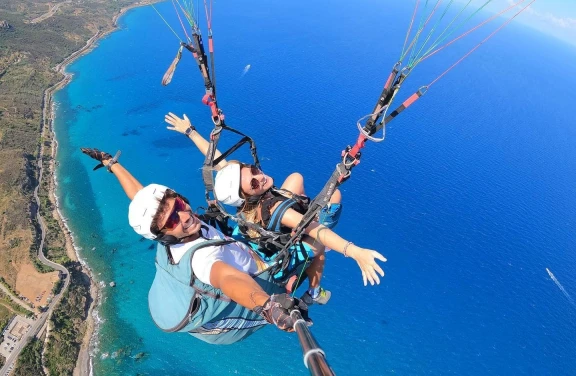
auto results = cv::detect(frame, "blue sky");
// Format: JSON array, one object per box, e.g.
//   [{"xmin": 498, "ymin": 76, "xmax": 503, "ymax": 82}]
[{"xmin": 484, "ymin": 0, "xmax": 576, "ymax": 46}]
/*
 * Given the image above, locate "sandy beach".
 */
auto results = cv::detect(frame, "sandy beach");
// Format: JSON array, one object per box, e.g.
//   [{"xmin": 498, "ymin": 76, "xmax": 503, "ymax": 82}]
[{"xmin": 39, "ymin": 2, "xmax": 159, "ymax": 375}]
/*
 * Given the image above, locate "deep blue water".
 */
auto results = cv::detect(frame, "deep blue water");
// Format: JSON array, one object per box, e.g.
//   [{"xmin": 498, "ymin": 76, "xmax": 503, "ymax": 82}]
[{"xmin": 54, "ymin": 1, "xmax": 576, "ymax": 375}]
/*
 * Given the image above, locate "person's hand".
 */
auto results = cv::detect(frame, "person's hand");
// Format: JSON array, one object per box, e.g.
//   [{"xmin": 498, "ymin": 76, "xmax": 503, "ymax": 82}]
[
  {"xmin": 165, "ymin": 112, "xmax": 194, "ymax": 135},
  {"xmin": 255, "ymin": 293, "xmax": 312, "ymax": 332},
  {"xmin": 348, "ymin": 245, "xmax": 387, "ymax": 286},
  {"xmin": 80, "ymin": 148, "xmax": 113, "ymax": 171}
]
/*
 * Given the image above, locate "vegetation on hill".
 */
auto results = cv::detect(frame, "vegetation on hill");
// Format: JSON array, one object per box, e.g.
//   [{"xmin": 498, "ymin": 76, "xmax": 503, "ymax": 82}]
[
  {"xmin": 0, "ymin": 0, "xmax": 154, "ymax": 373},
  {"xmin": 44, "ymin": 262, "xmax": 91, "ymax": 375}
]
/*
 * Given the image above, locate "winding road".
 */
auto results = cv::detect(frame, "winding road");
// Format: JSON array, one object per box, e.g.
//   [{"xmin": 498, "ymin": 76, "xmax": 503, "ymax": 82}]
[
  {"xmin": 28, "ymin": 1, "xmax": 72, "ymax": 24},
  {"xmin": 0, "ymin": 76, "xmax": 71, "ymax": 376}
]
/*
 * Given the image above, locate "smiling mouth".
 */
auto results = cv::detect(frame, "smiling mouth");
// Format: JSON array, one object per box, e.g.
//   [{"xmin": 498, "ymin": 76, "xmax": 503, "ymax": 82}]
[{"xmin": 182, "ymin": 216, "xmax": 197, "ymax": 230}]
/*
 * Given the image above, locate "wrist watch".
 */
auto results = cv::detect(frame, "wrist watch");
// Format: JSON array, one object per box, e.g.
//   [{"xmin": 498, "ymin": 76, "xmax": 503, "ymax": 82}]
[{"xmin": 185, "ymin": 127, "xmax": 194, "ymax": 136}]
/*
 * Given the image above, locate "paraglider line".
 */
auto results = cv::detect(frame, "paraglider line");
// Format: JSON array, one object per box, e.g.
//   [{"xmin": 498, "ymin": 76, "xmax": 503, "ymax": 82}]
[
  {"xmin": 151, "ymin": 4, "xmax": 183, "ymax": 42},
  {"xmin": 171, "ymin": 0, "xmax": 192, "ymax": 42},
  {"xmin": 427, "ymin": 0, "xmax": 536, "ymax": 88},
  {"xmin": 419, "ymin": 0, "xmax": 527, "ymax": 64}
]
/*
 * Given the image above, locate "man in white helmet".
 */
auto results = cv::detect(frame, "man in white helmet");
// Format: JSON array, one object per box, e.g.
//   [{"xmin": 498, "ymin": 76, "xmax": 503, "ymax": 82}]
[{"xmin": 81, "ymin": 148, "xmax": 311, "ymax": 345}]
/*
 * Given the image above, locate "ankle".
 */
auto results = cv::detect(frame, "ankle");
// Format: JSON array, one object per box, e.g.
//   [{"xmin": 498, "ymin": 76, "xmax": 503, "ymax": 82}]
[{"xmin": 308, "ymin": 286, "xmax": 320, "ymax": 299}]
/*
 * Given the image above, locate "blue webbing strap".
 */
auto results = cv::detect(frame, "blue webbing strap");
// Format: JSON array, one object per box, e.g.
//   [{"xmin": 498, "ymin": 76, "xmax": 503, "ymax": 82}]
[{"xmin": 267, "ymin": 199, "xmax": 297, "ymax": 232}]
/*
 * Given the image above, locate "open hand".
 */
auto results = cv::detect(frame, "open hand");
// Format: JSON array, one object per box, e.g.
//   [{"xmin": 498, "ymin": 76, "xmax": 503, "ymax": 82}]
[
  {"xmin": 165, "ymin": 112, "xmax": 194, "ymax": 135},
  {"xmin": 348, "ymin": 246, "xmax": 387, "ymax": 286}
]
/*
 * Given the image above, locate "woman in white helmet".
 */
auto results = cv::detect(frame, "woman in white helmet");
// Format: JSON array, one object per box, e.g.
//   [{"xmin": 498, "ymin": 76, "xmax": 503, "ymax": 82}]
[{"xmin": 165, "ymin": 113, "xmax": 387, "ymax": 303}]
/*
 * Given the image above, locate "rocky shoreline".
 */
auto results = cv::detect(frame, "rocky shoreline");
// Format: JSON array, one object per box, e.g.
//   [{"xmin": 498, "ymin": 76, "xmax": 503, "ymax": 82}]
[{"xmin": 40, "ymin": 3, "xmax": 158, "ymax": 375}]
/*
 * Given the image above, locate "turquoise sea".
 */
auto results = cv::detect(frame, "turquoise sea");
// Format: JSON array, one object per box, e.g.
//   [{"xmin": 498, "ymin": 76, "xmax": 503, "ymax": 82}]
[{"xmin": 54, "ymin": 1, "xmax": 576, "ymax": 375}]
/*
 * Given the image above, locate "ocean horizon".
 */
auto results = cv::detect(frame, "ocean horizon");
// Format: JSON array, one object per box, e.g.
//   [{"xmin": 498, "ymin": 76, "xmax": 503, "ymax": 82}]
[{"xmin": 53, "ymin": 1, "xmax": 576, "ymax": 375}]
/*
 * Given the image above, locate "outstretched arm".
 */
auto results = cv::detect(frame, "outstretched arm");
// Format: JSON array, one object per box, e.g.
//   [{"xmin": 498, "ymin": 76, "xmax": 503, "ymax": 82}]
[
  {"xmin": 209, "ymin": 261, "xmax": 310, "ymax": 332},
  {"xmin": 80, "ymin": 148, "xmax": 143, "ymax": 200},
  {"xmin": 164, "ymin": 112, "xmax": 228, "ymax": 170},
  {"xmin": 280, "ymin": 207, "xmax": 387, "ymax": 286}
]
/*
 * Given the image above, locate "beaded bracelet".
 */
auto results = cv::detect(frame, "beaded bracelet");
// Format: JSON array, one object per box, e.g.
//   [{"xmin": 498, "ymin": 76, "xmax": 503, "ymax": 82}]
[{"xmin": 343, "ymin": 241, "xmax": 353, "ymax": 257}]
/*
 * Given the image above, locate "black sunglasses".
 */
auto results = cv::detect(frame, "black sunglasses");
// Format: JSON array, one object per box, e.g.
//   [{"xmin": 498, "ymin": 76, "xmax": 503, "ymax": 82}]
[
  {"xmin": 244, "ymin": 164, "xmax": 262, "ymax": 190},
  {"xmin": 159, "ymin": 197, "xmax": 193, "ymax": 232}
]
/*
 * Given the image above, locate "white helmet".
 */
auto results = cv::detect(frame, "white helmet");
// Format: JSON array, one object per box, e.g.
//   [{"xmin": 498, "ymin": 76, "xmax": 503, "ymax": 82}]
[
  {"xmin": 214, "ymin": 163, "xmax": 244, "ymax": 207},
  {"xmin": 128, "ymin": 184, "xmax": 169, "ymax": 239}
]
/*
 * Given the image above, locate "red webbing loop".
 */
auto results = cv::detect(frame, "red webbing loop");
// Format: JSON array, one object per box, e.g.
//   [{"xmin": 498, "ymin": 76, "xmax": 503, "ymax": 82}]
[
  {"xmin": 348, "ymin": 134, "xmax": 367, "ymax": 159},
  {"xmin": 402, "ymin": 91, "xmax": 420, "ymax": 108},
  {"xmin": 383, "ymin": 70, "xmax": 396, "ymax": 91},
  {"xmin": 202, "ymin": 93, "xmax": 224, "ymax": 123}
]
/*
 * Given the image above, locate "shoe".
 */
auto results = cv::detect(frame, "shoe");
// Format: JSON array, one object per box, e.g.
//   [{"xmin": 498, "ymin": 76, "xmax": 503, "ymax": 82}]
[
  {"xmin": 317, "ymin": 204, "xmax": 342, "ymax": 229},
  {"xmin": 301, "ymin": 287, "xmax": 331, "ymax": 306}
]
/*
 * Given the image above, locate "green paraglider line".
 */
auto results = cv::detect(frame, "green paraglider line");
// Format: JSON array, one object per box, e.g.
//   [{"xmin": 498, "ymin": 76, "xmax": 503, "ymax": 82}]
[
  {"xmin": 427, "ymin": 0, "xmax": 537, "ymax": 88},
  {"xmin": 150, "ymin": 3, "xmax": 183, "ymax": 42},
  {"xmin": 417, "ymin": 0, "xmax": 528, "ymax": 64},
  {"xmin": 400, "ymin": 0, "xmax": 420, "ymax": 60},
  {"xmin": 171, "ymin": 0, "xmax": 192, "ymax": 42},
  {"xmin": 405, "ymin": 0, "xmax": 442, "ymax": 64},
  {"xmin": 408, "ymin": 0, "xmax": 457, "ymax": 68},
  {"xmin": 414, "ymin": 0, "xmax": 490, "ymax": 65}
]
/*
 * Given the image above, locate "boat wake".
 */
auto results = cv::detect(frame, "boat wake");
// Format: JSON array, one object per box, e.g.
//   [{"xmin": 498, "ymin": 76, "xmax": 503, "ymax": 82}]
[
  {"xmin": 546, "ymin": 268, "xmax": 576, "ymax": 308},
  {"xmin": 240, "ymin": 64, "xmax": 251, "ymax": 78}
]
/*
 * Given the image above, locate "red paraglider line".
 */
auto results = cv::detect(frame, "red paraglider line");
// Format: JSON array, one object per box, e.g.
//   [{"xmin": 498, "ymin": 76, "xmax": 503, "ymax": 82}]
[{"xmin": 428, "ymin": 0, "xmax": 536, "ymax": 88}]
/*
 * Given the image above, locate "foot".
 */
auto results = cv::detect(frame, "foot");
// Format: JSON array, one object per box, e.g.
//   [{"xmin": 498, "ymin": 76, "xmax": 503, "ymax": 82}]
[
  {"xmin": 301, "ymin": 287, "xmax": 331, "ymax": 306},
  {"xmin": 317, "ymin": 203, "xmax": 342, "ymax": 229}
]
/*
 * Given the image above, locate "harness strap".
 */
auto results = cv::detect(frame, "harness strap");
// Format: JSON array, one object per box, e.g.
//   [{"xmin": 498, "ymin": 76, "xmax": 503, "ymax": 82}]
[
  {"xmin": 364, "ymin": 62, "xmax": 401, "ymax": 133},
  {"xmin": 198, "ymin": 208, "xmax": 234, "ymax": 237},
  {"xmin": 190, "ymin": 32, "xmax": 214, "ymax": 94},
  {"xmin": 380, "ymin": 87, "xmax": 427, "ymax": 127},
  {"xmin": 267, "ymin": 198, "xmax": 297, "ymax": 233},
  {"xmin": 187, "ymin": 239, "xmax": 236, "ymax": 287},
  {"xmin": 202, "ymin": 124, "xmax": 261, "ymax": 202}
]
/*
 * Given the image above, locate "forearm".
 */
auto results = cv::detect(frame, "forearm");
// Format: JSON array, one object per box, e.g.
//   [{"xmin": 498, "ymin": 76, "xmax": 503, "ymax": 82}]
[
  {"xmin": 306, "ymin": 222, "xmax": 360, "ymax": 258},
  {"xmin": 107, "ymin": 162, "xmax": 143, "ymax": 200},
  {"xmin": 210, "ymin": 261, "xmax": 269, "ymax": 310},
  {"xmin": 187, "ymin": 130, "xmax": 227, "ymax": 170}
]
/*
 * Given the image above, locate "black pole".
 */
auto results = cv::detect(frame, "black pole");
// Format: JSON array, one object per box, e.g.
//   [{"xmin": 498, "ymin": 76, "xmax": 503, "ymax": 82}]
[{"xmin": 291, "ymin": 310, "xmax": 335, "ymax": 376}]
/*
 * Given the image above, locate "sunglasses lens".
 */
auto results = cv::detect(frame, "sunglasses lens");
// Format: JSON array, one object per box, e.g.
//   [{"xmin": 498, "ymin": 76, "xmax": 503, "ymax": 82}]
[
  {"xmin": 250, "ymin": 165, "xmax": 260, "ymax": 175},
  {"xmin": 248, "ymin": 165, "xmax": 262, "ymax": 190},
  {"xmin": 174, "ymin": 197, "xmax": 187, "ymax": 211},
  {"xmin": 163, "ymin": 213, "xmax": 179, "ymax": 230},
  {"xmin": 163, "ymin": 198, "xmax": 188, "ymax": 230}
]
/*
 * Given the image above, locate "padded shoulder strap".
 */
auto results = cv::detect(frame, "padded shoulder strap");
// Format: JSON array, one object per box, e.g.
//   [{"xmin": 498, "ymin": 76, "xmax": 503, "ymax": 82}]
[
  {"xmin": 187, "ymin": 238, "xmax": 237, "ymax": 283},
  {"xmin": 267, "ymin": 198, "xmax": 297, "ymax": 232},
  {"xmin": 188, "ymin": 239, "xmax": 236, "ymax": 255}
]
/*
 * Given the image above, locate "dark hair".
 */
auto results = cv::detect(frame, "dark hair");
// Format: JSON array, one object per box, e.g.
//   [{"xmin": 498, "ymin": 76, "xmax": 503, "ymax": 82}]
[{"xmin": 149, "ymin": 190, "xmax": 207, "ymax": 265}]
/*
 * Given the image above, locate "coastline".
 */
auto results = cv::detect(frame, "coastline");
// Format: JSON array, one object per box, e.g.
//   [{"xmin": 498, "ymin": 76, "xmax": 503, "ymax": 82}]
[{"xmin": 39, "ymin": 3, "xmax": 159, "ymax": 375}]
